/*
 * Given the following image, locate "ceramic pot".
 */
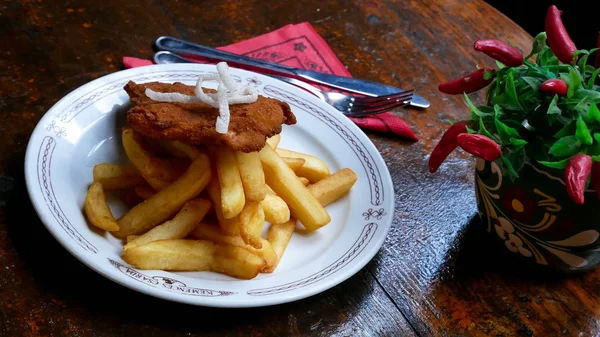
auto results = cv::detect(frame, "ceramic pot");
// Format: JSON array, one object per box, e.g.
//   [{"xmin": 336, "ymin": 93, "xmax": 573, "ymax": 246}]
[{"xmin": 475, "ymin": 158, "xmax": 600, "ymax": 273}]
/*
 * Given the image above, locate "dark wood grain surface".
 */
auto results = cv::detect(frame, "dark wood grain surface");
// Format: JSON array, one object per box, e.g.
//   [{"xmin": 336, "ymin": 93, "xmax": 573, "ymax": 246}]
[{"xmin": 3, "ymin": 0, "xmax": 597, "ymax": 336}]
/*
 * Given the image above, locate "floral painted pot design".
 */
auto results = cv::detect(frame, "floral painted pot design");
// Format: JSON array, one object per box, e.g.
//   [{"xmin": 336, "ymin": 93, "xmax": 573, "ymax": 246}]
[{"xmin": 475, "ymin": 158, "xmax": 600, "ymax": 272}]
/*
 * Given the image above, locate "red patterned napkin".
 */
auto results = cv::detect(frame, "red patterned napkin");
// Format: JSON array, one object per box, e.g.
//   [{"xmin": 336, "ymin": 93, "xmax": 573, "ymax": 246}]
[{"xmin": 123, "ymin": 22, "xmax": 417, "ymax": 140}]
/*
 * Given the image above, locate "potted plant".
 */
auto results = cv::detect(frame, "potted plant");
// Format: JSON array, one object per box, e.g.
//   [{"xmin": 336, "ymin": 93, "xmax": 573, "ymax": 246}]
[{"xmin": 430, "ymin": 5, "xmax": 600, "ymax": 272}]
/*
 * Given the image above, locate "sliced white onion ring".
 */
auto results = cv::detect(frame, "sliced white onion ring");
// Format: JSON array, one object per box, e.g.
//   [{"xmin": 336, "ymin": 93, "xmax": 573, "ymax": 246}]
[
  {"xmin": 144, "ymin": 89, "xmax": 203, "ymax": 103},
  {"xmin": 144, "ymin": 62, "xmax": 258, "ymax": 134}
]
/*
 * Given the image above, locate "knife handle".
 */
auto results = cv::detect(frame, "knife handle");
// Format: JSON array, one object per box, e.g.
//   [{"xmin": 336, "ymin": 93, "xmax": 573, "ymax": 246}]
[{"xmin": 155, "ymin": 36, "xmax": 298, "ymax": 76}]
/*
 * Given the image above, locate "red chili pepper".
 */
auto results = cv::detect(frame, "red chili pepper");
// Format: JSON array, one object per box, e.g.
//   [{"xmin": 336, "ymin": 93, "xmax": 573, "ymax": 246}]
[
  {"xmin": 565, "ymin": 154, "xmax": 592, "ymax": 205},
  {"xmin": 438, "ymin": 69, "xmax": 494, "ymax": 95},
  {"xmin": 539, "ymin": 79, "xmax": 568, "ymax": 96},
  {"xmin": 473, "ymin": 39, "xmax": 524, "ymax": 67},
  {"xmin": 590, "ymin": 162, "xmax": 600, "ymax": 200},
  {"xmin": 429, "ymin": 121, "xmax": 469, "ymax": 173},
  {"xmin": 456, "ymin": 133, "xmax": 501, "ymax": 162},
  {"xmin": 545, "ymin": 5, "xmax": 577, "ymax": 64}
]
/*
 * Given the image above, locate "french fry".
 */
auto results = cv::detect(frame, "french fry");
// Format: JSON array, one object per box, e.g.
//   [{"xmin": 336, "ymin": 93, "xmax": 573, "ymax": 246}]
[
  {"xmin": 159, "ymin": 139, "xmax": 201, "ymax": 159},
  {"xmin": 124, "ymin": 199, "xmax": 211, "ymax": 250},
  {"xmin": 282, "ymin": 157, "xmax": 306, "ymax": 172},
  {"xmin": 206, "ymin": 176, "xmax": 240, "ymax": 235},
  {"xmin": 308, "ymin": 168, "xmax": 358, "ymax": 206},
  {"xmin": 263, "ymin": 219, "xmax": 296, "ymax": 273},
  {"xmin": 190, "ymin": 223, "xmax": 277, "ymax": 272},
  {"xmin": 93, "ymin": 163, "xmax": 146, "ymax": 190},
  {"xmin": 235, "ymin": 151, "xmax": 266, "ymax": 201},
  {"xmin": 121, "ymin": 129, "xmax": 161, "ymax": 187},
  {"xmin": 134, "ymin": 185, "xmax": 156, "ymax": 199},
  {"xmin": 214, "ymin": 147, "xmax": 245, "ymax": 218},
  {"xmin": 239, "ymin": 201, "xmax": 265, "ymax": 249},
  {"xmin": 122, "ymin": 129, "xmax": 188, "ymax": 190},
  {"xmin": 299, "ymin": 177, "xmax": 310, "ymax": 186},
  {"xmin": 275, "ymin": 148, "xmax": 330, "ymax": 182},
  {"xmin": 116, "ymin": 188, "xmax": 145, "ymax": 208},
  {"xmin": 249, "ymin": 204, "xmax": 266, "ymax": 237},
  {"xmin": 211, "ymin": 242, "xmax": 267, "ymax": 279},
  {"xmin": 115, "ymin": 152, "xmax": 211, "ymax": 237},
  {"xmin": 126, "ymin": 235, "xmax": 139, "ymax": 243},
  {"xmin": 146, "ymin": 158, "xmax": 188, "ymax": 185},
  {"xmin": 266, "ymin": 134, "xmax": 281, "ymax": 149},
  {"xmin": 262, "ymin": 193, "xmax": 291, "ymax": 225},
  {"xmin": 122, "ymin": 239, "xmax": 265, "ymax": 279},
  {"xmin": 260, "ymin": 145, "xmax": 330, "ymax": 231},
  {"xmin": 84, "ymin": 182, "xmax": 120, "ymax": 231}
]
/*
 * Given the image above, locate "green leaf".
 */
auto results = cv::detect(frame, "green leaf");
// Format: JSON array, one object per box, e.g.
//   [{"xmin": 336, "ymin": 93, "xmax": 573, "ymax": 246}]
[
  {"xmin": 495, "ymin": 118, "xmax": 520, "ymax": 142},
  {"xmin": 587, "ymin": 68, "xmax": 600, "ymax": 88},
  {"xmin": 478, "ymin": 118, "xmax": 498, "ymax": 141},
  {"xmin": 585, "ymin": 65, "xmax": 596, "ymax": 74},
  {"xmin": 536, "ymin": 45, "xmax": 559, "ymax": 66},
  {"xmin": 592, "ymin": 155, "xmax": 600, "ymax": 162},
  {"xmin": 470, "ymin": 110, "xmax": 481, "ymax": 123},
  {"xmin": 545, "ymin": 64, "xmax": 572, "ymax": 73},
  {"xmin": 478, "ymin": 106, "xmax": 496, "ymax": 115},
  {"xmin": 510, "ymin": 138, "xmax": 528, "ymax": 146},
  {"xmin": 526, "ymin": 32, "xmax": 547, "ymax": 60},
  {"xmin": 575, "ymin": 116, "xmax": 593, "ymax": 145},
  {"xmin": 466, "ymin": 126, "xmax": 476, "ymax": 134},
  {"xmin": 463, "ymin": 93, "xmax": 493, "ymax": 117},
  {"xmin": 573, "ymin": 49, "xmax": 589, "ymax": 59},
  {"xmin": 501, "ymin": 156, "xmax": 519, "ymax": 180},
  {"xmin": 573, "ymin": 89, "xmax": 600, "ymax": 103},
  {"xmin": 577, "ymin": 49, "xmax": 598, "ymax": 75},
  {"xmin": 554, "ymin": 121, "xmax": 576, "ymax": 139},
  {"xmin": 510, "ymin": 138, "xmax": 528, "ymax": 151},
  {"xmin": 594, "ymin": 133, "xmax": 600, "ymax": 143},
  {"xmin": 499, "ymin": 150, "xmax": 527, "ymax": 182},
  {"xmin": 547, "ymin": 94, "xmax": 561, "ymax": 115},
  {"xmin": 549, "ymin": 135, "xmax": 581, "ymax": 157},
  {"xmin": 495, "ymin": 60, "xmax": 506, "ymax": 69},
  {"xmin": 505, "ymin": 71, "xmax": 522, "ymax": 109},
  {"xmin": 574, "ymin": 96, "xmax": 591, "ymax": 113},
  {"xmin": 483, "ymin": 70, "xmax": 495, "ymax": 81},
  {"xmin": 578, "ymin": 53, "xmax": 592, "ymax": 73},
  {"xmin": 538, "ymin": 157, "xmax": 571, "ymax": 169},
  {"xmin": 521, "ymin": 76, "xmax": 542, "ymax": 91},
  {"xmin": 507, "ymin": 148, "xmax": 527, "ymax": 173},
  {"xmin": 588, "ymin": 141, "xmax": 600, "ymax": 156},
  {"xmin": 584, "ymin": 104, "xmax": 600, "ymax": 124},
  {"xmin": 493, "ymin": 105, "xmax": 503, "ymax": 118},
  {"xmin": 568, "ymin": 68, "xmax": 583, "ymax": 98}
]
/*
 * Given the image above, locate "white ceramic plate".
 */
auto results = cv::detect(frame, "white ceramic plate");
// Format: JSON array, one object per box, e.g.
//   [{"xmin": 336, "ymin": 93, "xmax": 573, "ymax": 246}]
[{"xmin": 24, "ymin": 64, "xmax": 394, "ymax": 307}]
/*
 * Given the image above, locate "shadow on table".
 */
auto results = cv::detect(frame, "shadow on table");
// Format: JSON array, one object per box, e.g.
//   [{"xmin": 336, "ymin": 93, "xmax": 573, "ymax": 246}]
[
  {"xmin": 5, "ymin": 158, "xmax": 377, "ymax": 335},
  {"xmin": 436, "ymin": 215, "xmax": 578, "ymax": 283}
]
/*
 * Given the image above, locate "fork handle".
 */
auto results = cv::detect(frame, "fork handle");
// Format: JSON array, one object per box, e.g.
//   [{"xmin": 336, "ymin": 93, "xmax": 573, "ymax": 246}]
[{"xmin": 155, "ymin": 36, "xmax": 299, "ymax": 77}]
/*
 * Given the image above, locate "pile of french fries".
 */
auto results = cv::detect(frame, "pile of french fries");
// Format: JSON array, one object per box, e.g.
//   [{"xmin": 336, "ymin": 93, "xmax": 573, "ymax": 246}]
[{"xmin": 84, "ymin": 128, "xmax": 358, "ymax": 279}]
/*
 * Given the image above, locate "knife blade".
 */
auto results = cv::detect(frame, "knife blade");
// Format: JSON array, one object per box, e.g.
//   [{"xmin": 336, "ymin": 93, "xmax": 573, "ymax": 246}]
[{"xmin": 154, "ymin": 36, "xmax": 429, "ymax": 109}]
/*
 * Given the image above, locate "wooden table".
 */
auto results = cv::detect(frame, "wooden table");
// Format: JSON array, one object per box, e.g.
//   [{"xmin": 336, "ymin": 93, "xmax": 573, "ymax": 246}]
[{"xmin": 2, "ymin": 0, "xmax": 597, "ymax": 336}]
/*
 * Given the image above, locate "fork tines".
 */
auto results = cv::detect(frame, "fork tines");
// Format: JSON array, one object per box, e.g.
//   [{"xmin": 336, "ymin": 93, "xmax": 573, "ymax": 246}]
[{"xmin": 348, "ymin": 90, "xmax": 414, "ymax": 116}]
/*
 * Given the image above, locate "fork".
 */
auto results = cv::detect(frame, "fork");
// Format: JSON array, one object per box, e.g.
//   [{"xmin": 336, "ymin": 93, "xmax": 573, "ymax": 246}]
[
  {"xmin": 153, "ymin": 51, "xmax": 413, "ymax": 116},
  {"xmin": 268, "ymin": 75, "xmax": 413, "ymax": 117}
]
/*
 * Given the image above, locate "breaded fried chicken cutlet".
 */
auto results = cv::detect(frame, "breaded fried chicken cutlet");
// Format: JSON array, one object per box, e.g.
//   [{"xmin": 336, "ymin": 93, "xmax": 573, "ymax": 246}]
[{"xmin": 124, "ymin": 81, "xmax": 296, "ymax": 153}]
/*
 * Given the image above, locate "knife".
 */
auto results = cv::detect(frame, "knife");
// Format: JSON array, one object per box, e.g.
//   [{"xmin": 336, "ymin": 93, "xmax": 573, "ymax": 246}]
[{"xmin": 154, "ymin": 36, "xmax": 429, "ymax": 109}]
